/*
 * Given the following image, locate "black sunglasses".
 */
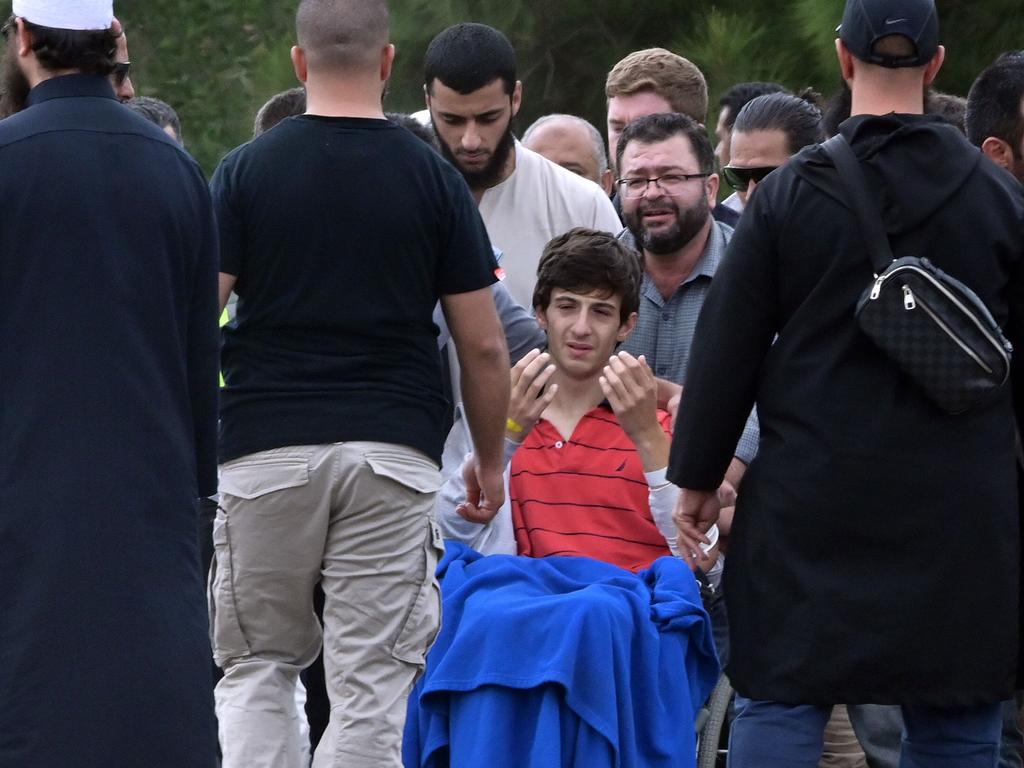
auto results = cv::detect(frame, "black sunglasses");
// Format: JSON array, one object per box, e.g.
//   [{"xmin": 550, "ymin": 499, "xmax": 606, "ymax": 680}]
[
  {"xmin": 112, "ymin": 61, "xmax": 131, "ymax": 86},
  {"xmin": 722, "ymin": 165, "xmax": 778, "ymax": 192}
]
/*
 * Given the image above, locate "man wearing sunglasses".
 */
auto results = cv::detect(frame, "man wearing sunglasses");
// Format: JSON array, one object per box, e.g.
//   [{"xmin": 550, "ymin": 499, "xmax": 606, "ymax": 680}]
[
  {"xmin": 110, "ymin": 15, "xmax": 133, "ymax": 101},
  {"xmin": 721, "ymin": 91, "xmax": 826, "ymax": 212},
  {"xmin": 721, "ymin": 164, "xmax": 780, "ymax": 206}
]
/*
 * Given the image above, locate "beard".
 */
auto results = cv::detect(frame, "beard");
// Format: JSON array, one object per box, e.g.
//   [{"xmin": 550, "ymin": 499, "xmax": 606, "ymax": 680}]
[
  {"xmin": 624, "ymin": 193, "xmax": 710, "ymax": 255},
  {"xmin": 435, "ymin": 119, "xmax": 516, "ymax": 191},
  {"xmin": 0, "ymin": 42, "xmax": 30, "ymax": 119}
]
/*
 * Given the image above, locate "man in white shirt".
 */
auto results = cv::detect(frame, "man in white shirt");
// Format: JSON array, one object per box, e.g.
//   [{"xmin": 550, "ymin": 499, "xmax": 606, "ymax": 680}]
[{"xmin": 424, "ymin": 23, "xmax": 622, "ymax": 308}]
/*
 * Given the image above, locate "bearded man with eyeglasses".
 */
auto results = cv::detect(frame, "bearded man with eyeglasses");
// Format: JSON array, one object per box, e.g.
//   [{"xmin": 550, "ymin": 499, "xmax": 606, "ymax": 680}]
[{"xmin": 614, "ymin": 111, "xmax": 758, "ymax": 667}]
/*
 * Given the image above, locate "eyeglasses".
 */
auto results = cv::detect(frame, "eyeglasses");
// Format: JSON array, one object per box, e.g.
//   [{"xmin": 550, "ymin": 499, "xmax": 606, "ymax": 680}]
[
  {"xmin": 722, "ymin": 165, "xmax": 779, "ymax": 192},
  {"xmin": 112, "ymin": 61, "xmax": 131, "ymax": 86},
  {"xmin": 616, "ymin": 173, "xmax": 710, "ymax": 199}
]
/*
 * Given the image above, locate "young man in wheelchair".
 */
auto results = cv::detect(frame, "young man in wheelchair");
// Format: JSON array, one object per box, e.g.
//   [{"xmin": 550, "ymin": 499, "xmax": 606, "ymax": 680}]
[
  {"xmin": 437, "ymin": 226, "xmax": 724, "ymax": 578},
  {"xmin": 406, "ymin": 227, "xmax": 723, "ymax": 766}
]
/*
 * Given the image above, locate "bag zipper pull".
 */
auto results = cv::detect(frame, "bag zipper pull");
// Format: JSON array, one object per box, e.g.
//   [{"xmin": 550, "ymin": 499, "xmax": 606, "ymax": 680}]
[
  {"xmin": 903, "ymin": 285, "xmax": 916, "ymax": 310},
  {"xmin": 869, "ymin": 274, "xmax": 884, "ymax": 300}
]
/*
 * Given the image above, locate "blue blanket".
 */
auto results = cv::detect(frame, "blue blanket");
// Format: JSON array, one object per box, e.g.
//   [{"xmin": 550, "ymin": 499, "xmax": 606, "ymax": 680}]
[{"xmin": 403, "ymin": 543, "xmax": 720, "ymax": 767}]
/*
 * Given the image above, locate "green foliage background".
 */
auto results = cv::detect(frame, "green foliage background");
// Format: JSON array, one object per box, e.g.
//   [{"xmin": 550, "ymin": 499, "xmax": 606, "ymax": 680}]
[{"xmin": 18, "ymin": 1, "xmax": 1024, "ymax": 174}]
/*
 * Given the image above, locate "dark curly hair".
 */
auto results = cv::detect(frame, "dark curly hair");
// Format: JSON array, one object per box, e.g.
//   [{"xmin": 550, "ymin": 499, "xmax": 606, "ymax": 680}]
[
  {"xmin": 6, "ymin": 16, "xmax": 117, "ymax": 77},
  {"xmin": 533, "ymin": 228, "xmax": 642, "ymax": 325}
]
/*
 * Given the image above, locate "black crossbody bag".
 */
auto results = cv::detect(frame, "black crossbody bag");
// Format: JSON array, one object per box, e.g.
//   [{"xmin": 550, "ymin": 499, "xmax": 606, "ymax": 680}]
[{"xmin": 821, "ymin": 134, "xmax": 1012, "ymax": 415}]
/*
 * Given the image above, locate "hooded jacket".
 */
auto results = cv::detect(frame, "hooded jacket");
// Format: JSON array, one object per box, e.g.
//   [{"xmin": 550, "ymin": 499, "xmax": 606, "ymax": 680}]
[{"xmin": 669, "ymin": 113, "xmax": 1024, "ymax": 704}]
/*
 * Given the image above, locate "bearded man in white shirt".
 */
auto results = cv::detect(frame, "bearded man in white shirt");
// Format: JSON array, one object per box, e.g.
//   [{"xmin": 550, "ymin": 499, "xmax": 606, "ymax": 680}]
[{"xmin": 424, "ymin": 22, "xmax": 622, "ymax": 309}]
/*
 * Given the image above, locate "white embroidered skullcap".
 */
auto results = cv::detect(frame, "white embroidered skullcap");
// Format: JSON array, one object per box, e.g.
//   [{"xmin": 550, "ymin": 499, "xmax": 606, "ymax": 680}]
[{"xmin": 12, "ymin": 0, "xmax": 114, "ymax": 31}]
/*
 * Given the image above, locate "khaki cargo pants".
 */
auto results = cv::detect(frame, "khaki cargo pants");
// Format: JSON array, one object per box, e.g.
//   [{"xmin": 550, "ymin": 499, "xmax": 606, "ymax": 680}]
[{"xmin": 210, "ymin": 442, "xmax": 444, "ymax": 768}]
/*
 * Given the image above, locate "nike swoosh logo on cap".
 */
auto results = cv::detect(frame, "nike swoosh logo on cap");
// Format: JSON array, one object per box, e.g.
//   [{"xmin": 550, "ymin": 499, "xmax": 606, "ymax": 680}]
[{"xmin": 885, "ymin": 17, "xmax": 909, "ymax": 24}]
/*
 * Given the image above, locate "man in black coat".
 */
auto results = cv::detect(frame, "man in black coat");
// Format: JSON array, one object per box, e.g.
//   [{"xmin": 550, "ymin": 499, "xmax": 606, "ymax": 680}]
[
  {"xmin": 0, "ymin": 2, "xmax": 220, "ymax": 767},
  {"xmin": 669, "ymin": 0, "xmax": 1024, "ymax": 765}
]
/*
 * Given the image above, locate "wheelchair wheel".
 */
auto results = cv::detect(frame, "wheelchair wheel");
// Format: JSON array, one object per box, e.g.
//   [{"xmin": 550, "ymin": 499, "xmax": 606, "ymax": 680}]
[{"xmin": 696, "ymin": 674, "xmax": 733, "ymax": 768}]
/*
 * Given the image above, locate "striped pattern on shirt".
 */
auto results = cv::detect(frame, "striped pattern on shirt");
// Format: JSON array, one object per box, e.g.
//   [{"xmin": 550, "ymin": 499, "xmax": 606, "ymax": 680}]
[{"xmin": 509, "ymin": 405, "xmax": 673, "ymax": 572}]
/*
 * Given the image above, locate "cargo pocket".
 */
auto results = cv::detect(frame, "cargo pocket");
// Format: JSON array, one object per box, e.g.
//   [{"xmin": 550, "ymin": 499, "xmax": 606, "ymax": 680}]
[
  {"xmin": 363, "ymin": 448, "xmax": 442, "ymax": 496},
  {"xmin": 209, "ymin": 513, "xmax": 251, "ymax": 665},
  {"xmin": 218, "ymin": 456, "xmax": 310, "ymax": 500},
  {"xmin": 391, "ymin": 519, "xmax": 446, "ymax": 667},
  {"xmin": 211, "ymin": 453, "xmax": 313, "ymax": 665}
]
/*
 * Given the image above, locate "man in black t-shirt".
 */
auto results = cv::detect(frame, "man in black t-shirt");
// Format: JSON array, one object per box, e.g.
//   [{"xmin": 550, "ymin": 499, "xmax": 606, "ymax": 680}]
[{"xmin": 209, "ymin": 2, "xmax": 509, "ymax": 767}]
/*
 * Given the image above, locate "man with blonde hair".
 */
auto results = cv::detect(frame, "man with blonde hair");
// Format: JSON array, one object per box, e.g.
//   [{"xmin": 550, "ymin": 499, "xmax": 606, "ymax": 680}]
[
  {"xmin": 605, "ymin": 47, "xmax": 708, "ymax": 173},
  {"xmin": 605, "ymin": 47, "xmax": 738, "ymax": 226}
]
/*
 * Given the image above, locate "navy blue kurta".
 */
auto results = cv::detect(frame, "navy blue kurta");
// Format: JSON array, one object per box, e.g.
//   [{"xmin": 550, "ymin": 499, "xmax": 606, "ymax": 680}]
[{"xmin": 0, "ymin": 75, "xmax": 219, "ymax": 766}]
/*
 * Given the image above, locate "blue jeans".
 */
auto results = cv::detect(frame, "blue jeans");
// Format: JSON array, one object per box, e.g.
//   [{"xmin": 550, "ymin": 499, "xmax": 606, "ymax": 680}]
[
  {"xmin": 705, "ymin": 582, "xmax": 730, "ymax": 668},
  {"xmin": 728, "ymin": 698, "xmax": 1003, "ymax": 768},
  {"xmin": 847, "ymin": 699, "xmax": 1022, "ymax": 768}
]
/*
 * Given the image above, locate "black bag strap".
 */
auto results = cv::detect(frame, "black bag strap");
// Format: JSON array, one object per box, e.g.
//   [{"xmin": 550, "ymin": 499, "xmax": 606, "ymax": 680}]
[{"xmin": 821, "ymin": 134, "xmax": 894, "ymax": 275}]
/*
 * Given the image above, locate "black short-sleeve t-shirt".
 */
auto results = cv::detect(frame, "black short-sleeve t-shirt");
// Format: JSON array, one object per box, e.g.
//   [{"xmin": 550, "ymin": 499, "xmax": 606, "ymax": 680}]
[{"xmin": 212, "ymin": 115, "xmax": 497, "ymax": 464}]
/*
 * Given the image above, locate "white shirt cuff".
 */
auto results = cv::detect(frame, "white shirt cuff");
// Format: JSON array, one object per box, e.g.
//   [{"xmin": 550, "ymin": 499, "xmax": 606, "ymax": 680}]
[{"xmin": 644, "ymin": 466, "xmax": 669, "ymax": 487}]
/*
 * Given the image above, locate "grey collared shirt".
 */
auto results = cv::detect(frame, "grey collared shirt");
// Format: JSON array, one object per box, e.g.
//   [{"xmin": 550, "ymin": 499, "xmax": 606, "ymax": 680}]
[{"xmin": 619, "ymin": 220, "xmax": 759, "ymax": 464}]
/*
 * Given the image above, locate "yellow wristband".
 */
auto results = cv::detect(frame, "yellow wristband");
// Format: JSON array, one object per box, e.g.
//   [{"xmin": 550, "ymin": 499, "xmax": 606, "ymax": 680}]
[{"xmin": 506, "ymin": 417, "xmax": 524, "ymax": 433}]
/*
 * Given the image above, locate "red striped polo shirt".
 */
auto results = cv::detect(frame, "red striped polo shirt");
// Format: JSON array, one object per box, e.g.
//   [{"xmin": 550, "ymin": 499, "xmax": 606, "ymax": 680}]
[{"xmin": 510, "ymin": 405, "xmax": 673, "ymax": 572}]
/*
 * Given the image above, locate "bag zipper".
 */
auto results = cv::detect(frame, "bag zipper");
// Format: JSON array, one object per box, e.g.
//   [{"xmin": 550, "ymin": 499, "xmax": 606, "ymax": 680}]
[
  {"xmin": 870, "ymin": 275, "xmax": 884, "ymax": 300},
  {"xmin": 871, "ymin": 265, "xmax": 1010, "ymax": 383},
  {"xmin": 904, "ymin": 285, "xmax": 995, "ymax": 375}
]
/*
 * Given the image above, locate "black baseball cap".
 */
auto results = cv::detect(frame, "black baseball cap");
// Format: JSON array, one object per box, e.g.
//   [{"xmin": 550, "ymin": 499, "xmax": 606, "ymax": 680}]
[{"xmin": 838, "ymin": 0, "xmax": 939, "ymax": 68}]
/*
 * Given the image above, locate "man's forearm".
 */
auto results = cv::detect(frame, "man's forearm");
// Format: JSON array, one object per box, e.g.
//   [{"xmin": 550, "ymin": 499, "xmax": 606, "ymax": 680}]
[
  {"xmin": 443, "ymin": 286, "xmax": 510, "ymax": 472},
  {"xmin": 725, "ymin": 456, "xmax": 747, "ymax": 490},
  {"xmin": 459, "ymin": 352, "xmax": 511, "ymax": 469}
]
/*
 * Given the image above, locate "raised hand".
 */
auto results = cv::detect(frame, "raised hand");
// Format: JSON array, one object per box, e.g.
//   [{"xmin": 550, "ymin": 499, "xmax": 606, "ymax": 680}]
[
  {"xmin": 506, "ymin": 349, "xmax": 558, "ymax": 442},
  {"xmin": 600, "ymin": 351, "xmax": 660, "ymax": 442}
]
